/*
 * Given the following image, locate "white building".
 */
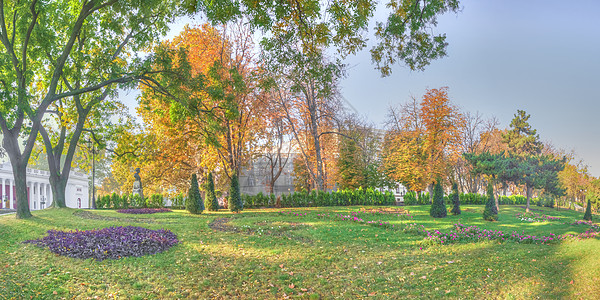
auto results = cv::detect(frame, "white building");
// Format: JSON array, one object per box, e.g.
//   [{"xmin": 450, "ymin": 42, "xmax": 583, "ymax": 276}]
[{"xmin": 0, "ymin": 162, "xmax": 89, "ymax": 210}]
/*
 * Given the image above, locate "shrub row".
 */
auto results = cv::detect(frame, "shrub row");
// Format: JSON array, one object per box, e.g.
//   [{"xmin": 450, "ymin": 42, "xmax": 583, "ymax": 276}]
[
  {"xmin": 242, "ymin": 188, "xmax": 395, "ymax": 209},
  {"xmin": 96, "ymin": 192, "xmax": 165, "ymax": 209},
  {"xmin": 402, "ymin": 192, "xmax": 542, "ymax": 206}
]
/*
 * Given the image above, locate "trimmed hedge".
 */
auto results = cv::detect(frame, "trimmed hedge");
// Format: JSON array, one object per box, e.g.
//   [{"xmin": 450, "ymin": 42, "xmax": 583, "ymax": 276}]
[
  {"xmin": 242, "ymin": 187, "xmax": 395, "ymax": 209},
  {"xmin": 403, "ymin": 192, "xmax": 539, "ymax": 206}
]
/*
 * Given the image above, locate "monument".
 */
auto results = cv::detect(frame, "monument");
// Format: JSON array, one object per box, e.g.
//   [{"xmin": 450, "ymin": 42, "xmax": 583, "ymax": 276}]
[{"xmin": 133, "ymin": 168, "xmax": 144, "ymax": 200}]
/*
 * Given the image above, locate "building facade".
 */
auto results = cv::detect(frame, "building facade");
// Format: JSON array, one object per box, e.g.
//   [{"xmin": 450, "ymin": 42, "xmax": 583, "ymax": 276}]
[
  {"xmin": 0, "ymin": 162, "xmax": 89, "ymax": 210},
  {"xmin": 239, "ymin": 155, "xmax": 296, "ymax": 197}
]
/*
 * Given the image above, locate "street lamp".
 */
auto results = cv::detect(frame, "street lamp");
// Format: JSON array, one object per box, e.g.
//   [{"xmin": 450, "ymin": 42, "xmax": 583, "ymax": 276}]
[{"xmin": 40, "ymin": 195, "xmax": 46, "ymax": 209}]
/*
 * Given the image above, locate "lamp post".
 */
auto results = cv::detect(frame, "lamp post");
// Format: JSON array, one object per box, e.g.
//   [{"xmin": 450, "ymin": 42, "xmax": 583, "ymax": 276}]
[
  {"xmin": 40, "ymin": 195, "xmax": 46, "ymax": 209},
  {"xmin": 2, "ymin": 195, "xmax": 7, "ymax": 209}
]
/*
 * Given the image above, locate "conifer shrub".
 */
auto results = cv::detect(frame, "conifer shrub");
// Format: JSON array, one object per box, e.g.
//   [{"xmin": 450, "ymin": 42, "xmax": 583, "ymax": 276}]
[
  {"xmin": 483, "ymin": 182, "xmax": 498, "ymax": 221},
  {"xmin": 187, "ymin": 174, "xmax": 203, "ymax": 214},
  {"xmin": 147, "ymin": 194, "xmax": 164, "ymax": 208},
  {"xmin": 450, "ymin": 182, "xmax": 461, "ymax": 215},
  {"xmin": 429, "ymin": 181, "xmax": 447, "ymax": 218},
  {"xmin": 110, "ymin": 192, "xmax": 120, "ymax": 209},
  {"xmin": 205, "ymin": 172, "xmax": 219, "ymax": 211},
  {"xmin": 584, "ymin": 198, "xmax": 593, "ymax": 221},
  {"xmin": 171, "ymin": 193, "xmax": 185, "ymax": 209},
  {"xmin": 229, "ymin": 173, "xmax": 243, "ymax": 213}
]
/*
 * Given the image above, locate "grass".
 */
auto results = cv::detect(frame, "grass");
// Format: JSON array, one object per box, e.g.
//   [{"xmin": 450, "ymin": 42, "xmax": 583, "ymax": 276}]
[{"xmin": 0, "ymin": 205, "xmax": 599, "ymax": 299}]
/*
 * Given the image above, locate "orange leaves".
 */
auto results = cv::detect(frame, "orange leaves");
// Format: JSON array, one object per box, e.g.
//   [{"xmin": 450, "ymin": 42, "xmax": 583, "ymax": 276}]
[{"xmin": 383, "ymin": 87, "xmax": 463, "ymax": 187}]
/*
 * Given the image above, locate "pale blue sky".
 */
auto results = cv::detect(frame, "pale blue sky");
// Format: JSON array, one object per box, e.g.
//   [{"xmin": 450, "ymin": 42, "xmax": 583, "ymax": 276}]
[
  {"xmin": 341, "ymin": 0, "xmax": 600, "ymax": 176},
  {"xmin": 121, "ymin": 0, "xmax": 600, "ymax": 177}
]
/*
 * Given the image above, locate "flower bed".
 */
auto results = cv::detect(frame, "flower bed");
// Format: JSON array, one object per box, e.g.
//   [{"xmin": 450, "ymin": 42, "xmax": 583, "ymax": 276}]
[
  {"xmin": 516, "ymin": 212, "xmax": 561, "ymax": 222},
  {"xmin": 23, "ymin": 226, "xmax": 179, "ymax": 260},
  {"xmin": 116, "ymin": 208, "xmax": 172, "ymax": 214},
  {"xmin": 423, "ymin": 223, "xmax": 600, "ymax": 245}
]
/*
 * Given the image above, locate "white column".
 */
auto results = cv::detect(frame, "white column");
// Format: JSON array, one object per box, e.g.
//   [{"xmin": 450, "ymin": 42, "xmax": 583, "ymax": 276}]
[
  {"xmin": 0, "ymin": 178, "xmax": 3, "ymax": 209},
  {"xmin": 48, "ymin": 183, "xmax": 53, "ymax": 207},
  {"xmin": 9, "ymin": 179, "xmax": 13, "ymax": 209}
]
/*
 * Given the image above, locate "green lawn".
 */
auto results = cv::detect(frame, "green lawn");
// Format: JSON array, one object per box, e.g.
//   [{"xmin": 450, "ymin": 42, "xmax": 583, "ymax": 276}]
[{"xmin": 0, "ymin": 205, "xmax": 599, "ymax": 299}]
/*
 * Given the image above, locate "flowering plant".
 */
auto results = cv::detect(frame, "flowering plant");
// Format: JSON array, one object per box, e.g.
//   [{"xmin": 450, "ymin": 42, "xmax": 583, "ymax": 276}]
[
  {"xmin": 23, "ymin": 226, "xmax": 179, "ymax": 260},
  {"xmin": 516, "ymin": 212, "xmax": 560, "ymax": 222},
  {"xmin": 117, "ymin": 208, "xmax": 172, "ymax": 214}
]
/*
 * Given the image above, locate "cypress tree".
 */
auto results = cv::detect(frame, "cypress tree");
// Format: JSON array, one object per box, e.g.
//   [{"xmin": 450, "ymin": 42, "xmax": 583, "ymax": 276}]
[
  {"xmin": 229, "ymin": 173, "xmax": 243, "ymax": 213},
  {"xmin": 205, "ymin": 172, "xmax": 219, "ymax": 211},
  {"xmin": 187, "ymin": 174, "xmax": 203, "ymax": 214},
  {"xmin": 429, "ymin": 180, "xmax": 447, "ymax": 218},
  {"xmin": 583, "ymin": 198, "xmax": 593, "ymax": 221},
  {"xmin": 483, "ymin": 182, "xmax": 498, "ymax": 221},
  {"xmin": 450, "ymin": 182, "xmax": 461, "ymax": 215}
]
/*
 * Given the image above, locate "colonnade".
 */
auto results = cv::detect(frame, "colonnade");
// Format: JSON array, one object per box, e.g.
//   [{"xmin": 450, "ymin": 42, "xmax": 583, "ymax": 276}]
[{"xmin": 0, "ymin": 178, "xmax": 53, "ymax": 210}]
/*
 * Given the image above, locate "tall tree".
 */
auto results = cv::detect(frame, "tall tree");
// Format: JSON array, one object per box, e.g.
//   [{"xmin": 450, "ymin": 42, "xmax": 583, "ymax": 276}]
[
  {"xmin": 336, "ymin": 114, "xmax": 386, "ymax": 190},
  {"xmin": 383, "ymin": 88, "xmax": 462, "ymax": 195},
  {"xmin": 420, "ymin": 87, "xmax": 463, "ymax": 193},
  {"xmin": 382, "ymin": 96, "xmax": 428, "ymax": 192},
  {"xmin": 0, "ymin": 0, "xmax": 181, "ymax": 218},
  {"xmin": 142, "ymin": 23, "xmax": 262, "ymax": 181},
  {"xmin": 502, "ymin": 110, "xmax": 564, "ymax": 212},
  {"xmin": 195, "ymin": 0, "xmax": 459, "ymax": 76}
]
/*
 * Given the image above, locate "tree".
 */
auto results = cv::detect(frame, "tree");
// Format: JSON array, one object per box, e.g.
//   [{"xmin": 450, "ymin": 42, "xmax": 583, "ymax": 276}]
[
  {"xmin": 205, "ymin": 172, "xmax": 219, "ymax": 211},
  {"xmin": 229, "ymin": 174, "xmax": 242, "ymax": 213},
  {"xmin": 483, "ymin": 182, "xmax": 498, "ymax": 221},
  {"xmin": 583, "ymin": 198, "xmax": 592, "ymax": 221},
  {"xmin": 421, "ymin": 88, "xmax": 463, "ymax": 194},
  {"xmin": 454, "ymin": 112, "xmax": 500, "ymax": 194},
  {"xmin": 142, "ymin": 23, "xmax": 262, "ymax": 182},
  {"xmin": 450, "ymin": 182, "xmax": 461, "ymax": 215},
  {"xmin": 187, "ymin": 174, "xmax": 203, "ymax": 214},
  {"xmin": 383, "ymin": 88, "xmax": 462, "ymax": 196},
  {"xmin": 503, "ymin": 110, "xmax": 543, "ymax": 156},
  {"xmin": 336, "ymin": 114, "xmax": 386, "ymax": 190},
  {"xmin": 463, "ymin": 151, "xmax": 509, "ymax": 211},
  {"xmin": 502, "ymin": 110, "xmax": 564, "ymax": 212},
  {"xmin": 429, "ymin": 180, "xmax": 447, "ymax": 218},
  {"xmin": 196, "ymin": 0, "xmax": 460, "ymax": 76},
  {"xmin": 262, "ymin": 37, "xmax": 343, "ymax": 191},
  {"xmin": 0, "ymin": 0, "xmax": 182, "ymax": 218}
]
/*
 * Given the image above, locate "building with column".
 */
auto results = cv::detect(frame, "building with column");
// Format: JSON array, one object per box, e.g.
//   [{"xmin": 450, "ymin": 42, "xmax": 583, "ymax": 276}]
[{"xmin": 0, "ymin": 162, "xmax": 89, "ymax": 210}]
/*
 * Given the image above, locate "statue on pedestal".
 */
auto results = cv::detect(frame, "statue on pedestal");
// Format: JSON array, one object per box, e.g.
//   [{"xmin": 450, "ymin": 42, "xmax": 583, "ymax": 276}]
[{"xmin": 133, "ymin": 168, "xmax": 144, "ymax": 200}]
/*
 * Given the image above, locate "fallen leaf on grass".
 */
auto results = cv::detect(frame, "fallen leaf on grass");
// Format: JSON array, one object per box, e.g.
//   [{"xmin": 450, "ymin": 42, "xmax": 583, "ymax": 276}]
[
  {"xmin": 289, "ymin": 283, "xmax": 295, "ymax": 289},
  {"xmin": 420, "ymin": 276, "xmax": 427, "ymax": 279},
  {"xmin": 301, "ymin": 288, "xmax": 308, "ymax": 292},
  {"xmin": 368, "ymin": 292, "xmax": 377, "ymax": 296},
  {"xmin": 447, "ymin": 261, "xmax": 454, "ymax": 264}
]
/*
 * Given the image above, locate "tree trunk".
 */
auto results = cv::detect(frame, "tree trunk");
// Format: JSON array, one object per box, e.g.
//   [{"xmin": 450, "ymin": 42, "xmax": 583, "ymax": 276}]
[
  {"xmin": 308, "ymin": 99, "xmax": 325, "ymax": 191},
  {"xmin": 49, "ymin": 174, "xmax": 68, "ymax": 208},
  {"xmin": 3, "ymin": 133, "xmax": 33, "ymax": 219},
  {"xmin": 13, "ymin": 164, "xmax": 32, "ymax": 219}
]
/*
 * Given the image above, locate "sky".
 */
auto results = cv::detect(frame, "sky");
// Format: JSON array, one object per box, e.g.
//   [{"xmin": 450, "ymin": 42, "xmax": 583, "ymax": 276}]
[{"xmin": 121, "ymin": 0, "xmax": 600, "ymax": 177}]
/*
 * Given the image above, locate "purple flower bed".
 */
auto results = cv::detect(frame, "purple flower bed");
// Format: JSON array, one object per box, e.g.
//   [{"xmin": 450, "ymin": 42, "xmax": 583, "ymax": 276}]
[
  {"xmin": 116, "ymin": 208, "xmax": 172, "ymax": 214},
  {"xmin": 23, "ymin": 226, "xmax": 179, "ymax": 261}
]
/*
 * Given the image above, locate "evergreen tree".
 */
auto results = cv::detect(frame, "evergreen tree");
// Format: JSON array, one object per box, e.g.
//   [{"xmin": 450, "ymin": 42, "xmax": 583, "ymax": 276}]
[
  {"xmin": 205, "ymin": 172, "xmax": 219, "ymax": 211},
  {"xmin": 483, "ymin": 182, "xmax": 498, "ymax": 221},
  {"xmin": 429, "ymin": 180, "xmax": 447, "ymax": 218},
  {"xmin": 450, "ymin": 182, "xmax": 461, "ymax": 215},
  {"xmin": 187, "ymin": 174, "xmax": 203, "ymax": 214},
  {"xmin": 229, "ymin": 173, "xmax": 243, "ymax": 213},
  {"xmin": 584, "ymin": 198, "xmax": 593, "ymax": 221}
]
